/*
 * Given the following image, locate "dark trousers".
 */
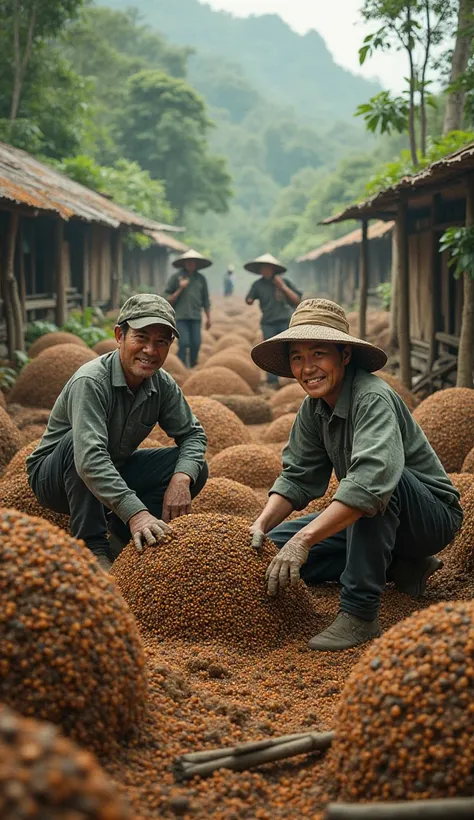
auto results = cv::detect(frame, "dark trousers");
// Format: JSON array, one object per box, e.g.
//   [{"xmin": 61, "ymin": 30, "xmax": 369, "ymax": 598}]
[
  {"xmin": 30, "ymin": 432, "xmax": 208, "ymax": 560},
  {"xmin": 261, "ymin": 320, "xmax": 289, "ymax": 384},
  {"xmin": 269, "ymin": 469, "xmax": 462, "ymax": 620},
  {"xmin": 176, "ymin": 319, "xmax": 202, "ymax": 368}
]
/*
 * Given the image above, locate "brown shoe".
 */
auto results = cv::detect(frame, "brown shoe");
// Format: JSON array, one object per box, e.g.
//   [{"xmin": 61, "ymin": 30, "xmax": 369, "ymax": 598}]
[{"xmin": 308, "ymin": 611, "xmax": 381, "ymax": 652}]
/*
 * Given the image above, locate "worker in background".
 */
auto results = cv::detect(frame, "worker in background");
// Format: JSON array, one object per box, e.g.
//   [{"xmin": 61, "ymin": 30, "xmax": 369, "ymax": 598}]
[
  {"xmin": 244, "ymin": 253, "xmax": 302, "ymax": 388},
  {"xmin": 26, "ymin": 294, "xmax": 208, "ymax": 573},
  {"xmin": 164, "ymin": 249, "xmax": 212, "ymax": 368},
  {"xmin": 223, "ymin": 265, "xmax": 235, "ymax": 297},
  {"xmin": 250, "ymin": 298, "xmax": 463, "ymax": 652}
]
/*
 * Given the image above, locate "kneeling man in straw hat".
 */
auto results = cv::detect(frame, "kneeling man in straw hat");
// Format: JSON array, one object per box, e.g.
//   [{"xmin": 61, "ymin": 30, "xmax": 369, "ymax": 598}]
[{"xmin": 250, "ymin": 299, "xmax": 463, "ymax": 651}]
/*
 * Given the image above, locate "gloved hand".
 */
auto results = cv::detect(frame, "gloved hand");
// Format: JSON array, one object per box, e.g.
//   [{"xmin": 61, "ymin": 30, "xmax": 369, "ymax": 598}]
[
  {"xmin": 251, "ymin": 530, "xmax": 265, "ymax": 551},
  {"xmin": 129, "ymin": 511, "xmax": 172, "ymax": 553},
  {"xmin": 265, "ymin": 535, "xmax": 310, "ymax": 597}
]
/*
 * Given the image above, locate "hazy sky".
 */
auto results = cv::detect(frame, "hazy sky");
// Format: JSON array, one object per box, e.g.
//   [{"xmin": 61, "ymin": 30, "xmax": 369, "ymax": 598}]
[{"xmin": 205, "ymin": 0, "xmax": 407, "ymax": 92}]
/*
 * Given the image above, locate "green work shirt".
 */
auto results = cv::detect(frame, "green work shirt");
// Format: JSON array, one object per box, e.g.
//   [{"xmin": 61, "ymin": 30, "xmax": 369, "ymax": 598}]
[
  {"xmin": 164, "ymin": 270, "xmax": 210, "ymax": 320},
  {"xmin": 246, "ymin": 276, "xmax": 302, "ymax": 324},
  {"xmin": 26, "ymin": 351, "xmax": 207, "ymax": 524},
  {"xmin": 271, "ymin": 366, "xmax": 463, "ymax": 518}
]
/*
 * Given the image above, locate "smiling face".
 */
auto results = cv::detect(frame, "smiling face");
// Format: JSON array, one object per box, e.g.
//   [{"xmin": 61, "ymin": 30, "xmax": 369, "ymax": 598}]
[
  {"xmin": 289, "ymin": 340, "xmax": 352, "ymax": 409},
  {"xmin": 115, "ymin": 323, "xmax": 173, "ymax": 391}
]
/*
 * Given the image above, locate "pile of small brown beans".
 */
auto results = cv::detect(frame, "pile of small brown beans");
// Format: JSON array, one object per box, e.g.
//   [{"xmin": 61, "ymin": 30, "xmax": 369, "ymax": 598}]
[{"xmin": 413, "ymin": 387, "xmax": 474, "ymax": 472}]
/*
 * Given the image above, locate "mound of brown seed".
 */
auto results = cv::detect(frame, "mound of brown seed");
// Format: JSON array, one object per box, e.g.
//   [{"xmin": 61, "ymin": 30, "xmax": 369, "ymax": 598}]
[
  {"xmin": 462, "ymin": 446, "xmax": 474, "ymax": 473},
  {"xmin": 0, "ymin": 392, "xmax": 5, "ymax": 409},
  {"xmin": 28, "ymin": 331, "xmax": 88, "ymax": 358},
  {"xmin": 9, "ymin": 345, "xmax": 97, "ymax": 409},
  {"xmin": 3, "ymin": 440, "xmax": 41, "ymax": 479},
  {"xmin": 214, "ymin": 333, "xmax": 250, "ymax": 353},
  {"xmin": 210, "ymin": 444, "xmax": 282, "ymax": 488},
  {"xmin": 113, "ymin": 513, "xmax": 319, "ymax": 649},
  {"xmin": 191, "ymin": 478, "xmax": 263, "ymax": 518},
  {"xmin": 269, "ymin": 383, "xmax": 306, "ymax": 409},
  {"xmin": 93, "ymin": 337, "xmax": 118, "ymax": 354},
  {"xmin": 0, "ymin": 507, "xmax": 147, "ymax": 751},
  {"xmin": 188, "ymin": 397, "xmax": 251, "ymax": 454},
  {"xmin": 200, "ymin": 352, "xmax": 262, "ymax": 391},
  {"xmin": 0, "ymin": 407, "xmax": 21, "ymax": 475},
  {"xmin": 5, "ymin": 406, "xmax": 50, "ymax": 430},
  {"xmin": 162, "ymin": 352, "xmax": 188, "ymax": 385},
  {"xmin": 378, "ymin": 371, "xmax": 419, "ymax": 411},
  {"xmin": 0, "ymin": 704, "xmax": 131, "ymax": 819},
  {"xmin": 413, "ymin": 388, "xmax": 474, "ymax": 471},
  {"xmin": 448, "ymin": 472, "xmax": 474, "ymax": 498},
  {"xmin": 211, "ymin": 394, "xmax": 273, "ymax": 424},
  {"xmin": 0, "ymin": 473, "xmax": 70, "ymax": 531},
  {"xmin": 183, "ymin": 366, "xmax": 253, "ymax": 397},
  {"xmin": 327, "ymin": 600, "xmax": 474, "ymax": 802},
  {"xmin": 20, "ymin": 424, "xmax": 46, "ymax": 446},
  {"xmin": 262, "ymin": 413, "xmax": 296, "ymax": 443}
]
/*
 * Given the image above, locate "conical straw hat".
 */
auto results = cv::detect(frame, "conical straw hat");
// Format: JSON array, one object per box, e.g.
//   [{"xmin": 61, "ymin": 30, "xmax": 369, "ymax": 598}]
[
  {"xmin": 244, "ymin": 253, "xmax": 287, "ymax": 275},
  {"xmin": 173, "ymin": 248, "xmax": 212, "ymax": 270},
  {"xmin": 251, "ymin": 298, "xmax": 387, "ymax": 377}
]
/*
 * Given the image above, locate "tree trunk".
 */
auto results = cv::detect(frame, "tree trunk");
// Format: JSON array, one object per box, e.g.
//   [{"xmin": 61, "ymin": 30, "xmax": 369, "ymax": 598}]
[
  {"xmin": 396, "ymin": 199, "xmax": 412, "ymax": 388},
  {"xmin": 443, "ymin": 0, "xmax": 474, "ymax": 135},
  {"xmin": 456, "ymin": 177, "xmax": 474, "ymax": 388},
  {"xmin": 359, "ymin": 220, "xmax": 369, "ymax": 339},
  {"xmin": 10, "ymin": 1, "xmax": 38, "ymax": 125},
  {"xmin": 406, "ymin": 5, "xmax": 418, "ymax": 167}
]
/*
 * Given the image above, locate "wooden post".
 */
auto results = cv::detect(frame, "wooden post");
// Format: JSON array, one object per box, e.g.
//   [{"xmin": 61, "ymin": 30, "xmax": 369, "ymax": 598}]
[
  {"xmin": 1, "ymin": 210, "xmax": 24, "ymax": 357},
  {"xmin": 456, "ymin": 176, "xmax": 474, "ymax": 388},
  {"xmin": 111, "ymin": 230, "xmax": 123, "ymax": 309},
  {"xmin": 428, "ymin": 194, "xmax": 442, "ymax": 371},
  {"xmin": 82, "ymin": 227, "xmax": 90, "ymax": 309},
  {"xmin": 335, "ymin": 256, "xmax": 343, "ymax": 305},
  {"xmin": 359, "ymin": 220, "xmax": 369, "ymax": 339},
  {"xmin": 54, "ymin": 220, "xmax": 67, "ymax": 327},
  {"xmin": 397, "ymin": 197, "xmax": 412, "ymax": 389},
  {"xmin": 17, "ymin": 218, "xmax": 27, "ymax": 323},
  {"xmin": 389, "ymin": 228, "xmax": 399, "ymax": 348}
]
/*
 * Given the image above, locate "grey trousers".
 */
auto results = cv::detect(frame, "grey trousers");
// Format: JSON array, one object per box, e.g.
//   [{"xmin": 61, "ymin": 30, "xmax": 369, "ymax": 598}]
[
  {"xmin": 269, "ymin": 469, "xmax": 463, "ymax": 620},
  {"xmin": 30, "ymin": 432, "xmax": 208, "ymax": 560}
]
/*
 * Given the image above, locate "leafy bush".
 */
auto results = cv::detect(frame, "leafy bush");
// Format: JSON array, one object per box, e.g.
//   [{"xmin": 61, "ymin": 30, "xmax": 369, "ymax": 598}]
[
  {"xmin": 376, "ymin": 282, "xmax": 392, "ymax": 311},
  {"xmin": 62, "ymin": 307, "xmax": 111, "ymax": 347},
  {"xmin": 25, "ymin": 320, "xmax": 59, "ymax": 345}
]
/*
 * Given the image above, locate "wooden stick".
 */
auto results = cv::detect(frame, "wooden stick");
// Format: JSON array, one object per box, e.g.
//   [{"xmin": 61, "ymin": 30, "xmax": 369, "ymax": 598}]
[
  {"xmin": 179, "ymin": 732, "xmax": 311, "ymax": 764},
  {"xmin": 326, "ymin": 797, "xmax": 474, "ymax": 819},
  {"xmin": 174, "ymin": 731, "xmax": 334, "ymax": 781}
]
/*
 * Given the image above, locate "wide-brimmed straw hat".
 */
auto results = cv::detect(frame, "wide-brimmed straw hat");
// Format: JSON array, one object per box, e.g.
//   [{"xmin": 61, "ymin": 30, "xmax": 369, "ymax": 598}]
[
  {"xmin": 244, "ymin": 253, "xmax": 287, "ymax": 275},
  {"xmin": 173, "ymin": 248, "xmax": 212, "ymax": 270},
  {"xmin": 251, "ymin": 298, "xmax": 387, "ymax": 377}
]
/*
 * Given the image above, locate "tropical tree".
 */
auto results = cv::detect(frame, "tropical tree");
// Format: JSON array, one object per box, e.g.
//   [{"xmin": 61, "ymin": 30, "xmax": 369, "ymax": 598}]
[
  {"xmin": 443, "ymin": 0, "xmax": 474, "ymax": 133},
  {"xmin": 117, "ymin": 70, "xmax": 232, "ymax": 219}
]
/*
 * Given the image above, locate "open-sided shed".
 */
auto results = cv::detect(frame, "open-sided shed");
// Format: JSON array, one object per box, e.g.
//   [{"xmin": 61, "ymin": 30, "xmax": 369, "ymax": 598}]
[
  {"xmin": 322, "ymin": 143, "xmax": 474, "ymax": 392},
  {"xmin": 0, "ymin": 141, "xmax": 184, "ymax": 356}
]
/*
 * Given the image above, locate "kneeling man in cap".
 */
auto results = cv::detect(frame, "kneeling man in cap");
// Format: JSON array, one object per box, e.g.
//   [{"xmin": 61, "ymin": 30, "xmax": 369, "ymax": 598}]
[
  {"xmin": 250, "ymin": 299, "xmax": 463, "ymax": 651},
  {"xmin": 27, "ymin": 294, "xmax": 208, "ymax": 572}
]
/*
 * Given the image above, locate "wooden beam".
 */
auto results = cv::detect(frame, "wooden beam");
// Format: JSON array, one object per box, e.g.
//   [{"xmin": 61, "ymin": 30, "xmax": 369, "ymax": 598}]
[
  {"xmin": 82, "ymin": 227, "xmax": 90, "ymax": 309},
  {"xmin": 427, "ymin": 194, "xmax": 442, "ymax": 370},
  {"xmin": 396, "ymin": 198, "xmax": 412, "ymax": 388},
  {"xmin": 111, "ymin": 230, "xmax": 123, "ymax": 309},
  {"xmin": 17, "ymin": 218, "xmax": 27, "ymax": 324},
  {"xmin": 54, "ymin": 220, "xmax": 67, "ymax": 327},
  {"xmin": 359, "ymin": 219, "xmax": 369, "ymax": 339},
  {"xmin": 389, "ymin": 229, "xmax": 398, "ymax": 348},
  {"xmin": 1, "ymin": 211, "xmax": 24, "ymax": 357},
  {"xmin": 456, "ymin": 175, "xmax": 474, "ymax": 388}
]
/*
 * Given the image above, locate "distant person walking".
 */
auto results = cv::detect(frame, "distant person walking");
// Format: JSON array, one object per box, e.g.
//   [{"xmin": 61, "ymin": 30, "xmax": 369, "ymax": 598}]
[
  {"xmin": 244, "ymin": 253, "xmax": 302, "ymax": 387},
  {"xmin": 223, "ymin": 265, "xmax": 235, "ymax": 297},
  {"xmin": 164, "ymin": 249, "xmax": 212, "ymax": 368}
]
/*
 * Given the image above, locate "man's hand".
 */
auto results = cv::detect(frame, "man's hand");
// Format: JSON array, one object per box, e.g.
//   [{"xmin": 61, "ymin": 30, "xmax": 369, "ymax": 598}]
[
  {"xmin": 162, "ymin": 473, "xmax": 192, "ymax": 523},
  {"xmin": 249, "ymin": 521, "xmax": 265, "ymax": 552},
  {"xmin": 273, "ymin": 275, "xmax": 285, "ymax": 291},
  {"xmin": 129, "ymin": 510, "xmax": 172, "ymax": 553},
  {"xmin": 205, "ymin": 316, "xmax": 212, "ymax": 331},
  {"xmin": 265, "ymin": 535, "xmax": 310, "ymax": 597},
  {"xmin": 179, "ymin": 276, "xmax": 190, "ymax": 289}
]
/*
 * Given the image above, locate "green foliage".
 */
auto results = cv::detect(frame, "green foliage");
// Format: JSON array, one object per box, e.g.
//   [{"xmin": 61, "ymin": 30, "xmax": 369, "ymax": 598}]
[
  {"xmin": 117, "ymin": 70, "xmax": 232, "ymax": 218},
  {"xmin": 440, "ymin": 226, "xmax": 474, "ymax": 279},
  {"xmin": 356, "ymin": 91, "xmax": 409, "ymax": 135},
  {"xmin": 365, "ymin": 130, "xmax": 474, "ymax": 195},
  {"xmin": 53, "ymin": 155, "xmax": 176, "ymax": 225},
  {"xmin": 25, "ymin": 320, "xmax": 59, "ymax": 345},
  {"xmin": 0, "ymin": 365, "xmax": 19, "ymax": 391},
  {"xmin": 376, "ymin": 282, "xmax": 392, "ymax": 311},
  {"xmin": 62, "ymin": 308, "xmax": 111, "ymax": 347}
]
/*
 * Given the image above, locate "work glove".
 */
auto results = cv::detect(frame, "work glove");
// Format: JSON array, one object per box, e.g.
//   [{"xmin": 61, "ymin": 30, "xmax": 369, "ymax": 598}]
[
  {"xmin": 129, "ymin": 510, "xmax": 172, "ymax": 553},
  {"xmin": 265, "ymin": 535, "xmax": 310, "ymax": 597},
  {"xmin": 251, "ymin": 529, "xmax": 265, "ymax": 551}
]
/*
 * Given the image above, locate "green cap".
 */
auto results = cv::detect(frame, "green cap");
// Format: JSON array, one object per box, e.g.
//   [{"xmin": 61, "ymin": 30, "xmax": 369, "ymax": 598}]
[{"xmin": 117, "ymin": 293, "xmax": 179, "ymax": 338}]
